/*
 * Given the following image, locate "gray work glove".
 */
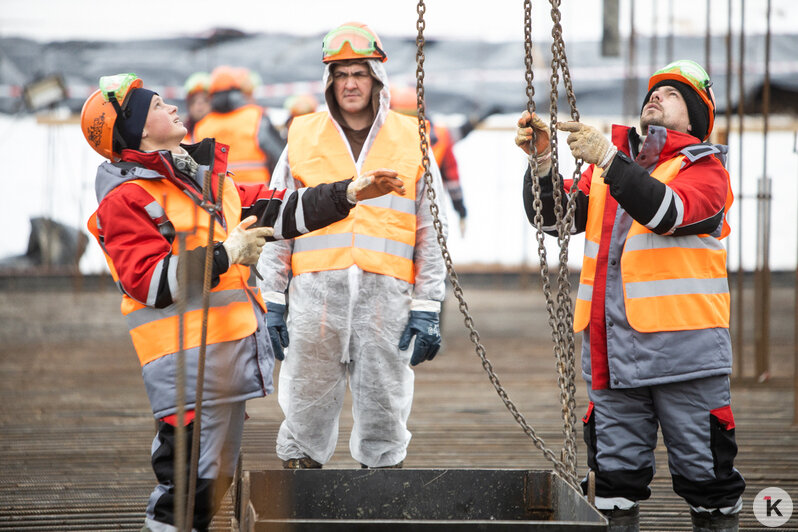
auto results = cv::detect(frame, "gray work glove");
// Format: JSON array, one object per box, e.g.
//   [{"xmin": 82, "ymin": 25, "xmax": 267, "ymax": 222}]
[
  {"xmin": 222, "ymin": 215, "xmax": 274, "ymax": 265},
  {"xmin": 515, "ymin": 110, "xmax": 552, "ymax": 176},
  {"xmin": 556, "ymin": 121, "xmax": 618, "ymax": 169},
  {"xmin": 265, "ymin": 301, "xmax": 289, "ymax": 361},
  {"xmin": 398, "ymin": 311, "xmax": 441, "ymax": 366}
]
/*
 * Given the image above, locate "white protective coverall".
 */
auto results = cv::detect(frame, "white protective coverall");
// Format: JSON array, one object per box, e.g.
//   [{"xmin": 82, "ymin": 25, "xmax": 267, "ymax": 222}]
[{"xmin": 257, "ymin": 58, "xmax": 448, "ymax": 468}]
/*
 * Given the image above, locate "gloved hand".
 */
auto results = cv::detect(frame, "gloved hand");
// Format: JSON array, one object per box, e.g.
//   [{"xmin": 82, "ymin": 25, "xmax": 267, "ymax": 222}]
[
  {"xmin": 222, "ymin": 216, "xmax": 274, "ymax": 266},
  {"xmin": 265, "ymin": 301, "xmax": 289, "ymax": 361},
  {"xmin": 458, "ymin": 217, "xmax": 467, "ymax": 238},
  {"xmin": 398, "ymin": 311, "xmax": 441, "ymax": 366},
  {"xmin": 346, "ymin": 168, "xmax": 405, "ymax": 203},
  {"xmin": 515, "ymin": 110, "xmax": 552, "ymax": 176},
  {"xmin": 556, "ymin": 121, "xmax": 618, "ymax": 169}
]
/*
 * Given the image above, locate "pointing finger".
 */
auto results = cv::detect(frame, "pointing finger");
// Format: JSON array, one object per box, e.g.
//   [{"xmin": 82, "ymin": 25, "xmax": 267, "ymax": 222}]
[{"xmin": 556, "ymin": 121, "xmax": 582, "ymax": 133}]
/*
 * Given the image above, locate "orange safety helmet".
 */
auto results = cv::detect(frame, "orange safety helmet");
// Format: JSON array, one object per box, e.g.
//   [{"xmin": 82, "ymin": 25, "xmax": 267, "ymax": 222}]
[
  {"xmin": 322, "ymin": 22, "xmax": 387, "ymax": 63},
  {"xmin": 284, "ymin": 93, "xmax": 319, "ymax": 117},
  {"xmin": 80, "ymin": 73, "xmax": 143, "ymax": 160},
  {"xmin": 389, "ymin": 85, "xmax": 418, "ymax": 116},
  {"xmin": 647, "ymin": 59, "xmax": 716, "ymax": 140},
  {"xmin": 209, "ymin": 65, "xmax": 244, "ymax": 95}
]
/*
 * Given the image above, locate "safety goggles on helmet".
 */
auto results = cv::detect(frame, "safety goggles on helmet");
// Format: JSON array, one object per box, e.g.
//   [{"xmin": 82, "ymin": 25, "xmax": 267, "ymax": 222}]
[
  {"xmin": 322, "ymin": 25, "xmax": 386, "ymax": 63},
  {"xmin": 99, "ymin": 73, "xmax": 143, "ymax": 106},
  {"xmin": 648, "ymin": 59, "xmax": 716, "ymax": 139}
]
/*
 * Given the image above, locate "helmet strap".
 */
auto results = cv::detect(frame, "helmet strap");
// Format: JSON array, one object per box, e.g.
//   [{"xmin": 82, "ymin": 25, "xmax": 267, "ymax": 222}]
[
  {"xmin": 107, "ymin": 94, "xmax": 130, "ymax": 151},
  {"xmin": 374, "ymin": 43, "xmax": 387, "ymax": 61}
]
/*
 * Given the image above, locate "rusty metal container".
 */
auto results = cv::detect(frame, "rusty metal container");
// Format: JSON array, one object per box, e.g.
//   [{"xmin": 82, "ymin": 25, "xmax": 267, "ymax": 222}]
[{"xmin": 234, "ymin": 468, "xmax": 607, "ymax": 531}]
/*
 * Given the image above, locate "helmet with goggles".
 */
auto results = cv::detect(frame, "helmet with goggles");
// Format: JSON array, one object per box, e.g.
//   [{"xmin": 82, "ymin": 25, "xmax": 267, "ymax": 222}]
[
  {"xmin": 183, "ymin": 72, "xmax": 210, "ymax": 98},
  {"xmin": 80, "ymin": 73, "xmax": 144, "ymax": 160},
  {"xmin": 647, "ymin": 59, "xmax": 716, "ymax": 140},
  {"xmin": 322, "ymin": 22, "xmax": 387, "ymax": 63},
  {"xmin": 285, "ymin": 93, "xmax": 319, "ymax": 118}
]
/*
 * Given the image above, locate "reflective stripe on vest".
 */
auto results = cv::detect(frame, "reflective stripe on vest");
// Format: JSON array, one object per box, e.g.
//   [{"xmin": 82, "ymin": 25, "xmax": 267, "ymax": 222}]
[
  {"xmin": 573, "ymin": 165, "xmax": 607, "ymax": 332},
  {"xmin": 88, "ymin": 175, "xmax": 263, "ymax": 366},
  {"xmin": 574, "ymin": 155, "xmax": 731, "ymax": 333},
  {"xmin": 286, "ymin": 110, "xmax": 422, "ymax": 284},
  {"xmin": 193, "ymin": 105, "xmax": 270, "ymax": 184}
]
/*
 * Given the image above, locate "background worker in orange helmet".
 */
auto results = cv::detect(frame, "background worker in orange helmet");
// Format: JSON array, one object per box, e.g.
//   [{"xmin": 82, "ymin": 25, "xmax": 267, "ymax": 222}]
[
  {"xmin": 258, "ymin": 22, "xmax": 448, "ymax": 471},
  {"xmin": 80, "ymin": 72, "xmax": 405, "ymax": 532},
  {"xmin": 282, "ymin": 92, "xmax": 319, "ymax": 136},
  {"xmin": 182, "ymin": 71, "xmax": 211, "ymax": 141},
  {"xmin": 390, "ymin": 85, "xmax": 498, "ymax": 237},
  {"xmin": 516, "ymin": 59, "xmax": 743, "ymax": 532},
  {"xmin": 192, "ymin": 65, "xmax": 285, "ymax": 183},
  {"xmin": 239, "ymin": 68, "xmax": 263, "ymax": 105}
]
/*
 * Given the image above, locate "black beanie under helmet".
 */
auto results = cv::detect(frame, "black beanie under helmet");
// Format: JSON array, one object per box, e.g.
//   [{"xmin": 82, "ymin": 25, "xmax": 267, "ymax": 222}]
[
  {"xmin": 114, "ymin": 87, "xmax": 158, "ymax": 152},
  {"xmin": 641, "ymin": 80, "xmax": 709, "ymax": 141}
]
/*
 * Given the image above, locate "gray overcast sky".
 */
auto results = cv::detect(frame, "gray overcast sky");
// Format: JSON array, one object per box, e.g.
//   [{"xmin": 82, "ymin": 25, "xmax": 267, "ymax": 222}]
[{"xmin": 1, "ymin": 0, "xmax": 793, "ymax": 43}]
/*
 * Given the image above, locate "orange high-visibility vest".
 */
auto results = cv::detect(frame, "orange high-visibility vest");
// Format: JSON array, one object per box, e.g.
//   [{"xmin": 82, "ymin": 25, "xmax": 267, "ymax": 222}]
[
  {"xmin": 88, "ymin": 177, "xmax": 265, "ymax": 366},
  {"xmin": 574, "ymin": 155, "xmax": 733, "ymax": 333},
  {"xmin": 193, "ymin": 105, "xmax": 270, "ymax": 183},
  {"xmin": 287, "ymin": 110, "xmax": 422, "ymax": 284},
  {"xmin": 431, "ymin": 123, "xmax": 452, "ymax": 167}
]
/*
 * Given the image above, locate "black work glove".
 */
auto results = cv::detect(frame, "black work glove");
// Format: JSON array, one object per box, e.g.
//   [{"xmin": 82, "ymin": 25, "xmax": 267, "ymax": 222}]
[
  {"xmin": 265, "ymin": 301, "xmax": 289, "ymax": 361},
  {"xmin": 451, "ymin": 197, "xmax": 467, "ymax": 219},
  {"xmin": 398, "ymin": 310, "xmax": 441, "ymax": 366}
]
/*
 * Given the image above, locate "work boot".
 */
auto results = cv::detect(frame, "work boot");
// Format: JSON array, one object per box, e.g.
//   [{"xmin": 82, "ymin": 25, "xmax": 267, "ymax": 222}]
[
  {"xmin": 600, "ymin": 505, "xmax": 639, "ymax": 532},
  {"xmin": 282, "ymin": 456, "xmax": 322, "ymax": 469},
  {"xmin": 690, "ymin": 509, "xmax": 739, "ymax": 532},
  {"xmin": 360, "ymin": 460, "xmax": 404, "ymax": 469}
]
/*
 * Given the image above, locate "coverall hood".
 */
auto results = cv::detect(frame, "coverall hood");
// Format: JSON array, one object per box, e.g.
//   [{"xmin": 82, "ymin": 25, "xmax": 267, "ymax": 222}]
[{"xmin": 323, "ymin": 58, "xmax": 390, "ymax": 130}]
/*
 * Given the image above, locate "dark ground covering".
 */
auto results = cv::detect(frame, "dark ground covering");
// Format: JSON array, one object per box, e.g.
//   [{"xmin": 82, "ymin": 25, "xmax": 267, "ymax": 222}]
[{"xmin": 1, "ymin": 272, "xmax": 797, "ymax": 531}]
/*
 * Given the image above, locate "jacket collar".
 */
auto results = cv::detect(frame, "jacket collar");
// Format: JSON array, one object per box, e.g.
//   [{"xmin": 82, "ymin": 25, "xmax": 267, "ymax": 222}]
[
  {"xmin": 611, "ymin": 124, "xmax": 704, "ymax": 173},
  {"xmin": 116, "ymin": 137, "xmax": 230, "ymax": 207}
]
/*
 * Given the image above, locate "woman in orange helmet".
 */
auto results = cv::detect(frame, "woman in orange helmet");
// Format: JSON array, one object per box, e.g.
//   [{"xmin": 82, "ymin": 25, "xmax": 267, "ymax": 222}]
[{"xmin": 80, "ymin": 72, "xmax": 404, "ymax": 532}]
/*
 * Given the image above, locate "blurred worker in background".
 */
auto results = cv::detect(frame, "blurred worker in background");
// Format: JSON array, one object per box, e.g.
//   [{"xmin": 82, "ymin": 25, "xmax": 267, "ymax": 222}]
[
  {"xmin": 80, "ymin": 72, "xmax": 404, "ymax": 532},
  {"xmin": 282, "ymin": 92, "xmax": 319, "ymax": 137},
  {"xmin": 516, "ymin": 60, "xmax": 743, "ymax": 532},
  {"xmin": 390, "ymin": 85, "xmax": 498, "ymax": 237},
  {"xmin": 192, "ymin": 65, "xmax": 284, "ymax": 183},
  {"xmin": 239, "ymin": 68, "xmax": 263, "ymax": 105},
  {"xmin": 258, "ymin": 21, "xmax": 447, "ymax": 470},
  {"xmin": 181, "ymin": 72, "xmax": 211, "ymax": 141}
]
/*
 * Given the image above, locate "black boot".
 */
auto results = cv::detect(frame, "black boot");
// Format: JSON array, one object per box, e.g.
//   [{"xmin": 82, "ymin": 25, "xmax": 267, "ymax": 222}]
[
  {"xmin": 690, "ymin": 509, "xmax": 739, "ymax": 532},
  {"xmin": 600, "ymin": 505, "xmax": 639, "ymax": 532}
]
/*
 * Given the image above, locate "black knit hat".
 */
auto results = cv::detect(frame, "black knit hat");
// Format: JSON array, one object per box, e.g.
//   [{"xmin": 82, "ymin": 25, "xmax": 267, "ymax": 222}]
[
  {"xmin": 113, "ymin": 88, "xmax": 157, "ymax": 152},
  {"xmin": 641, "ymin": 80, "xmax": 709, "ymax": 141}
]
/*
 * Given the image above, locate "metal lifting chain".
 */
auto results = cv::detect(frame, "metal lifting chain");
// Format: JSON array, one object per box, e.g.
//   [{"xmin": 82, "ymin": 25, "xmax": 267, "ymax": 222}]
[
  {"xmin": 183, "ymin": 169, "xmax": 226, "ymax": 531},
  {"xmin": 534, "ymin": 0, "xmax": 585, "ymax": 481},
  {"xmin": 414, "ymin": 0, "xmax": 579, "ymax": 491},
  {"xmin": 524, "ymin": 0, "xmax": 581, "ymax": 485}
]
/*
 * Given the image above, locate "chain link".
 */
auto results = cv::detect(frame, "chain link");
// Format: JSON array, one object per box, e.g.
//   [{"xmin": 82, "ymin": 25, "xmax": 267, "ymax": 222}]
[{"xmin": 415, "ymin": 0, "xmax": 579, "ymax": 491}]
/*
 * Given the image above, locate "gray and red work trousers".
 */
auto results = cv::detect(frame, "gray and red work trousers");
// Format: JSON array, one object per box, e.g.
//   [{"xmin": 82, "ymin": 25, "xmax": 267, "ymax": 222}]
[{"xmin": 581, "ymin": 375, "xmax": 745, "ymax": 513}]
